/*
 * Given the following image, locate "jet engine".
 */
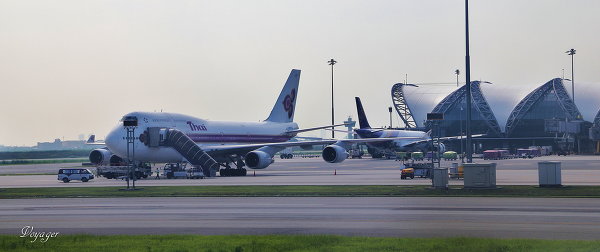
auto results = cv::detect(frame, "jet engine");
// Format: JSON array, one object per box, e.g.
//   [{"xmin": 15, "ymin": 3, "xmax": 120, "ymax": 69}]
[
  {"xmin": 322, "ymin": 145, "xmax": 348, "ymax": 163},
  {"xmin": 245, "ymin": 151, "xmax": 273, "ymax": 169},
  {"xmin": 89, "ymin": 148, "xmax": 113, "ymax": 165}
]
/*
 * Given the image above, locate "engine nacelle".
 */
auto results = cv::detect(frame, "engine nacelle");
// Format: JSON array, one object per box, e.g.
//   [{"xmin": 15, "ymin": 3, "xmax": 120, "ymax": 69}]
[
  {"xmin": 245, "ymin": 151, "xmax": 273, "ymax": 169},
  {"xmin": 322, "ymin": 145, "xmax": 348, "ymax": 163},
  {"xmin": 89, "ymin": 148, "xmax": 112, "ymax": 165}
]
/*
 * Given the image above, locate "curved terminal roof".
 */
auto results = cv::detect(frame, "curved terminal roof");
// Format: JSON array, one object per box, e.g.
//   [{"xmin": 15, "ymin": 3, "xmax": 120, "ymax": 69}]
[
  {"xmin": 426, "ymin": 81, "xmax": 502, "ymax": 137},
  {"xmin": 505, "ymin": 78, "xmax": 581, "ymax": 137},
  {"xmin": 391, "ymin": 83, "xmax": 419, "ymax": 128}
]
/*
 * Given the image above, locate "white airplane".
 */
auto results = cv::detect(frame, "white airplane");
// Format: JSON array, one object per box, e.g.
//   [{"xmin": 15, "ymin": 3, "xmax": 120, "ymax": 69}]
[
  {"xmin": 353, "ymin": 97, "xmax": 482, "ymax": 158},
  {"xmin": 90, "ymin": 69, "xmax": 417, "ymax": 176}
]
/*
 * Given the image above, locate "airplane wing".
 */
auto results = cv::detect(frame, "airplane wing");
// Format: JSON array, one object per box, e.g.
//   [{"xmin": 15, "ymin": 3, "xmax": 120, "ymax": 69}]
[
  {"xmin": 322, "ymin": 129, "xmax": 353, "ymax": 133},
  {"xmin": 284, "ymin": 123, "xmax": 348, "ymax": 135},
  {"xmin": 203, "ymin": 137, "xmax": 422, "ymax": 156},
  {"xmin": 401, "ymin": 134, "xmax": 485, "ymax": 147},
  {"xmin": 323, "ymin": 128, "xmax": 385, "ymax": 134}
]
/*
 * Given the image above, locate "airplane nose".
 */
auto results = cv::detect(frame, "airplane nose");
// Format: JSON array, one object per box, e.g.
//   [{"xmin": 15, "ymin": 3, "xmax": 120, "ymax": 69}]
[{"xmin": 105, "ymin": 127, "xmax": 122, "ymax": 152}]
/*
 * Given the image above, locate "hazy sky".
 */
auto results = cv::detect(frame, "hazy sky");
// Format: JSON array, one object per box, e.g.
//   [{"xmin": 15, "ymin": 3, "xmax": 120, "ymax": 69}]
[{"xmin": 1, "ymin": 0, "xmax": 599, "ymax": 146}]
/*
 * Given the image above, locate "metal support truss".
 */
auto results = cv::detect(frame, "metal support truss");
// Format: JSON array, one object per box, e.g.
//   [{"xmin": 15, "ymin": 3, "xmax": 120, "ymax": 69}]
[
  {"xmin": 426, "ymin": 81, "xmax": 501, "ymax": 136},
  {"xmin": 505, "ymin": 78, "xmax": 582, "ymax": 136},
  {"xmin": 391, "ymin": 83, "xmax": 419, "ymax": 128},
  {"xmin": 594, "ymin": 109, "xmax": 600, "ymax": 126}
]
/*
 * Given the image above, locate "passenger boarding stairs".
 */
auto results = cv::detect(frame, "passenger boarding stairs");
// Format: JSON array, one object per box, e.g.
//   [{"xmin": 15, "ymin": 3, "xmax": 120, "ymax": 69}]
[{"xmin": 142, "ymin": 128, "xmax": 220, "ymax": 177}]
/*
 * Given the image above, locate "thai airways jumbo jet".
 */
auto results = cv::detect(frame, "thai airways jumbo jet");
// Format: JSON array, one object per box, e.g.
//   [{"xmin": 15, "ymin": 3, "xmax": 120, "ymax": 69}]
[{"xmin": 90, "ymin": 70, "xmax": 414, "ymax": 176}]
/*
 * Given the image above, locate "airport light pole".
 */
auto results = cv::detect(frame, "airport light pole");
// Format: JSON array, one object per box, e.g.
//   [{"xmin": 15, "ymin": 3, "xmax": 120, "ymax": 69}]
[
  {"xmin": 460, "ymin": 106, "xmax": 464, "ymax": 163},
  {"xmin": 455, "ymin": 69, "xmax": 460, "ymax": 87},
  {"xmin": 465, "ymin": 0, "xmax": 473, "ymax": 163},
  {"xmin": 328, "ymin": 58, "xmax": 337, "ymax": 138},
  {"xmin": 566, "ymin": 49, "xmax": 576, "ymax": 103},
  {"xmin": 388, "ymin": 107, "xmax": 393, "ymax": 128}
]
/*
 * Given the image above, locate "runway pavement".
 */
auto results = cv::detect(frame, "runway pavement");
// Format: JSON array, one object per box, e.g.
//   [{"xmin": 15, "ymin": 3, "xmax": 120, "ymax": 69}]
[
  {"xmin": 1, "ymin": 155, "xmax": 600, "ymax": 188},
  {"xmin": 2, "ymin": 197, "xmax": 600, "ymax": 239}
]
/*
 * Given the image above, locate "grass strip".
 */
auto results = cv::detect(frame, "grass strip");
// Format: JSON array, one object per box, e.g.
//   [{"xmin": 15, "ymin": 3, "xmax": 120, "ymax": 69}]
[
  {"xmin": 2, "ymin": 185, "xmax": 600, "ymax": 199},
  {"xmin": 0, "ymin": 159, "xmax": 88, "ymax": 166},
  {"xmin": 1, "ymin": 234, "xmax": 599, "ymax": 252}
]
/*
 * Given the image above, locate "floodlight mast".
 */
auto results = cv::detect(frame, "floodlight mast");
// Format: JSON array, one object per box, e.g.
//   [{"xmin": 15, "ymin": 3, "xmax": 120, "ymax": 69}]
[
  {"xmin": 388, "ymin": 107, "xmax": 393, "ymax": 128},
  {"xmin": 455, "ymin": 69, "xmax": 460, "ymax": 87},
  {"xmin": 465, "ymin": 0, "xmax": 473, "ymax": 163},
  {"xmin": 328, "ymin": 58, "xmax": 337, "ymax": 138},
  {"xmin": 566, "ymin": 49, "xmax": 576, "ymax": 103}
]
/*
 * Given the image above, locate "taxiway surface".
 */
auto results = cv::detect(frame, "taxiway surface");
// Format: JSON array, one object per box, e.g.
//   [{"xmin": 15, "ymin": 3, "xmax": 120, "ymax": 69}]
[
  {"xmin": 1, "ymin": 156, "xmax": 599, "ymax": 188},
  {"xmin": 2, "ymin": 197, "xmax": 600, "ymax": 239}
]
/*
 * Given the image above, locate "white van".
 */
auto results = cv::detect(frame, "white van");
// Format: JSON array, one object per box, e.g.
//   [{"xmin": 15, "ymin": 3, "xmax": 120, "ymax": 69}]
[{"xmin": 58, "ymin": 168, "xmax": 94, "ymax": 183}]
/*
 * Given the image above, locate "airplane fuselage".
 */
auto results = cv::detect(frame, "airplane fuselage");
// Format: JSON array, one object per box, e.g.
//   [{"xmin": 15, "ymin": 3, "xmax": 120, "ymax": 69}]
[
  {"xmin": 354, "ymin": 128, "xmax": 430, "ymax": 152},
  {"xmin": 105, "ymin": 112, "xmax": 298, "ymax": 163}
]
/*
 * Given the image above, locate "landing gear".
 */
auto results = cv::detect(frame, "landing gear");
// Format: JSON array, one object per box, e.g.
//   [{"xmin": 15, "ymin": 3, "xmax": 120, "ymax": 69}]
[
  {"xmin": 219, "ymin": 168, "xmax": 247, "ymax": 177},
  {"xmin": 219, "ymin": 158, "xmax": 247, "ymax": 177},
  {"xmin": 368, "ymin": 147, "xmax": 384, "ymax": 159}
]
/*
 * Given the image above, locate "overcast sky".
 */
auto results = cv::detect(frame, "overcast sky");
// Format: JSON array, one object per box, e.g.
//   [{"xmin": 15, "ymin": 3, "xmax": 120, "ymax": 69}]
[{"xmin": 1, "ymin": 0, "xmax": 599, "ymax": 146}]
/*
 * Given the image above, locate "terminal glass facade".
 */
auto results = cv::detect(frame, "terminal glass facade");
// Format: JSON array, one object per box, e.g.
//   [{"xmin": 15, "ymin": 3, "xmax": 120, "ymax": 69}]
[
  {"xmin": 505, "ymin": 78, "xmax": 581, "ymax": 138},
  {"xmin": 427, "ymin": 81, "xmax": 502, "ymax": 138}
]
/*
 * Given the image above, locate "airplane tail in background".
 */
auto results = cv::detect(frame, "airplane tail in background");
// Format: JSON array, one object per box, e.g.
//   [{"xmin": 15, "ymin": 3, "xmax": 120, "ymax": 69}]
[
  {"xmin": 87, "ymin": 135, "xmax": 95, "ymax": 143},
  {"xmin": 265, "ymin": 69, "xmax": 301, "ymax": 123},
  {"xmin": 355, "ymin": 97, "xmax": 372, "ymax": 129}
]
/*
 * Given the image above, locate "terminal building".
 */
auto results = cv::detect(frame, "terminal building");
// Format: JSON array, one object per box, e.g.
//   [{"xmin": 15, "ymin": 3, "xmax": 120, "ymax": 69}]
[
  {"xmin": 591, "ymin": 109, "xmax": 600, "ymax": 153},
  {"xmin": 393, "ymin": 78, "xmax": 597, "ymax": 154},
  {"xmin": 505, "ymin": 78, "xmax": 581, "ymax": 138},
  {"xmin": 425, "ymin": 81, "xmax": 502, "ymax": 138},
  {"xmin": 503, "ymin": 78, "xmax": 591, "ymax": 152}
]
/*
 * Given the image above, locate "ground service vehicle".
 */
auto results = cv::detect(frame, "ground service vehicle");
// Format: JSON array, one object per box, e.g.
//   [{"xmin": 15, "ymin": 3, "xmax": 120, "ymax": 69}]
[
  {"xmin": 97, "ymin": 164, "xmax": 151, "ymax": 179},
  {"xmin": 405, "ymin": 162, "xmax": 433, "ymax": 178},
  {"xmin": 443, "ymin": 151, "xmax": 458, "ymax": 160},
  {"xmin": 411, "ymin": 152, "xmax": 424, "ymax": 161},
  {"xmin": 187, "ymin": 167, "xmax": 205, "ymax": 179},
  {"xmin": 483, "ymin": 150, "xmax": 501, "ymax": 160},
  {"xmin": 58, "ymin": 168, "xmax": 94, "ymax": 183},
  {"xmin": 517, "ymin": 148, "xmax": 541, "ymax": 158},
  {"xmin": 401, "ymin": 168, "xmax": 415, "ymax": 179},
  {"xmin": 164, "ymin": 163, "xmax": 187, "ymax": 179}
]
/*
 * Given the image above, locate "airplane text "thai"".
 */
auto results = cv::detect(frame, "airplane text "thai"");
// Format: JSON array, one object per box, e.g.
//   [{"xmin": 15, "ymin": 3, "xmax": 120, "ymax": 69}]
[{"xmin": 187, "ymin": 121, "xmax": 207, "ymax": 131}]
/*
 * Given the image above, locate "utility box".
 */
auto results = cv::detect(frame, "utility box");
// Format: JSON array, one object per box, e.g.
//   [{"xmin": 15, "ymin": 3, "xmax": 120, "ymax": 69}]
[
  {"xmin": 432, "ymin": 168, "xmax": 448, "ymax": 188},
  {"xmin": 538, "ymin": 161, "xmax": 562, "ymax": 187},
  {"xmin": 463, "ymin": 163, "xmax": 496, "ymax": 188}
]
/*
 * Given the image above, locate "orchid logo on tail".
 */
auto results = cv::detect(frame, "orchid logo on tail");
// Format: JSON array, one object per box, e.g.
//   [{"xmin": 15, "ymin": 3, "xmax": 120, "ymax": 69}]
[{"xmin": 282, "ymin": 89, "xmax": 296, "ymax": 119}]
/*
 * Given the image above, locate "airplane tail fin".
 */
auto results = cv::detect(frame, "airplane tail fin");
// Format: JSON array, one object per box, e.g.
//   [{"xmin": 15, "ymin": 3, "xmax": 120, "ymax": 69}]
[
  {"xmin": 265, "ymin": 69, "xmax": 301, "ymax": 123},
  {"xmin": 355, "ymin": 97, "xmax": 372, "ymax": 129},
  {"xmin": 87, "ymin": 135, "xmax": 95, "ymax": 143}
]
